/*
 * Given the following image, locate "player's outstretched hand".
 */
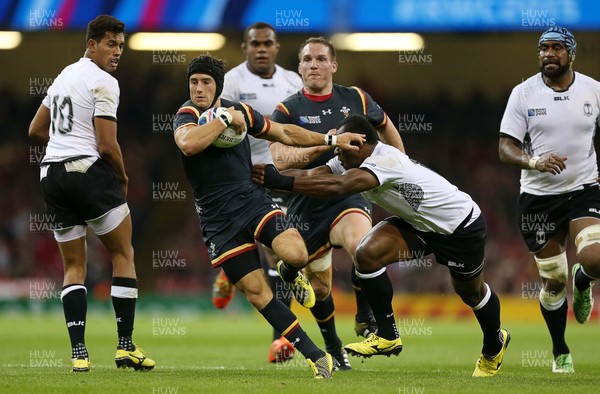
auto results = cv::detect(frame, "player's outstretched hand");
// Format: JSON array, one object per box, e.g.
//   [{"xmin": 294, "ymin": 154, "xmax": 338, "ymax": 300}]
[
  {"xmin": 336, "ymin": 132, "xmax": 365, "ymax": 151},
  {"xmin": 534, "ymin": 153, "xmax": 567, "ymax": 175},
  {"xmin": 252, "ymin": 164, "xmax": 294, "ymax": 191}
]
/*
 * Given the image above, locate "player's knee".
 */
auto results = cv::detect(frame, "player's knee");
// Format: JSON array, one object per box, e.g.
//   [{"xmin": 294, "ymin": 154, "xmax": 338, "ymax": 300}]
[
  {"xmin": 281, "ymin": 248, "xmax": 308, "ymax": 268},
  {"xmin": 534, "ymin": 252, "xmax": 568, "ymax": 285},
  {"xmin": 273, "ymin": 229, "xmax": 308, "ymax": 268},
  {"xmin": 454, "ymin": 283, "xmax": 485, "ymax": 308},
  {"xmin": 355, "ymin": 242, "xmax": 380, "ymax": 272},
  {"xmin": 312, "ymin": 281, "xmax": 331, "ymax": 301},
  {"xmin": 575, "ymin": 225, "xmax": 600, "ymax": 271},
  {"xmin": 111, "ymin": 248, "xmax": 135, "ymax": 270},
  {"xmin": 63, "ymin": 263, "xmax": 87, "ymax": 281}
]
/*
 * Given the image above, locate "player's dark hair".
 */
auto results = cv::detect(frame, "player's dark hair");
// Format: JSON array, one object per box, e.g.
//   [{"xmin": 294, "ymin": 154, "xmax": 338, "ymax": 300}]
[
  {"xmin": 337, "ymin": 115, "xmax": 379, "ymax": 145},
  {"xmin": 86, "ymin": 15, "xmax": 125, "ymax": 44},
  {"xmin": 298, "ymin": 36, "xmax": 336, "ymax": 61},
  {"xmin": 242, "ymin": 22, "xmax": 277, "ymax": 43}
]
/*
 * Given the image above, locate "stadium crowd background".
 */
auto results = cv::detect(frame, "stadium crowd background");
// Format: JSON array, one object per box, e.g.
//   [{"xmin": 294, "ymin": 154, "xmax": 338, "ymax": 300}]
[{"xmin": 1, "ymin": 0, "xmax": 600, "ymax": 309}]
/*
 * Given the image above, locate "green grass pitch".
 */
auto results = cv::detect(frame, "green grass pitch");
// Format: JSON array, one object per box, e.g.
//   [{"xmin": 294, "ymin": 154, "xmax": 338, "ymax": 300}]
[{"xmin": 1, "ymin": 310, "xmax": 598, "ymax": 394}]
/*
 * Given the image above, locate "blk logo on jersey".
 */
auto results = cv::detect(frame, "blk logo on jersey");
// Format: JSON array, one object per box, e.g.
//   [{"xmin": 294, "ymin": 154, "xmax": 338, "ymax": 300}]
[
  {"xmin": 527, "ymin": 108, "xmax": 547, "ymax": 117},
  {"xmin": 553, "ymin": 96, "xmax": 569, "ymax": 101},
  {"xmin": 584, "ymin": 101, "xmax": 593, "ymax": 117}
]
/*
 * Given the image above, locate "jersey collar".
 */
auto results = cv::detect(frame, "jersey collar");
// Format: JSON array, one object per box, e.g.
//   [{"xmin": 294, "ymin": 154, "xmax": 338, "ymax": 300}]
[{"xmin": 302, "ymin": 87, "xmax": 332, "ymax": 102}]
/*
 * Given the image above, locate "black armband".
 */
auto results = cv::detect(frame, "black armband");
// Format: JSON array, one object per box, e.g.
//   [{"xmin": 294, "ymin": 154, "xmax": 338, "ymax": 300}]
[{"xmin": 263, "ymin": 164, "xmax": 294, "ymax": 191}]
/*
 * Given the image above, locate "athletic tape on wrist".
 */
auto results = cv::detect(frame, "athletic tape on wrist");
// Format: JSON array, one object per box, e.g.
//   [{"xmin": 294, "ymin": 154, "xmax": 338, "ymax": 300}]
[
  {"xmin": 324, "ymin": 134, "xmax": 337, "ymax": 146},
  {"xmin": 218, "ymin": 111, "xmax": 232, "ymax": 127},
  {"xmin": 528, "ymin": 156, "xmax": 540, "ymax": 170}
]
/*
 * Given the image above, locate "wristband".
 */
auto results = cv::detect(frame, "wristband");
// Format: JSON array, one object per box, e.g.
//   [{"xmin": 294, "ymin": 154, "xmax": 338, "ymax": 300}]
[
  {"xmin": 324, "ymin": 134, "xmax": 338, "ymax": 146},
  {"xmin": 218, "ymin": 111, "xmax": 232, "ymax": 127},
  {"xmin": 528, "ymin": 156, "xmax": 540, "ymax": 170},
  {"xmin": 263, "ymin": 164, "xmax": 295, "ymax": 191}
]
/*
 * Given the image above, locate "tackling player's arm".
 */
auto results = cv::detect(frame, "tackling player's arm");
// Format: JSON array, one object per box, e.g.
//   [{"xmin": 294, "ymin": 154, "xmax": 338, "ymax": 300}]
[
  {"xmin": 262, "ymin": 121, "xmax": 364, "ymax": 151},
  {"xmin": 499, "ymin": 133, "xmax": 566, "ymax": 175},
  {"xmin": 252, "ymin": 163, "xmax": 379, "ymax": 197},
  {"xmin": 376, "ymin": 114, "xmax": 405, "ymax": 153},
  {"xmin": 28, "ymin": 104, "xmax": 51, "ymax": 143},
  {"xmin": 95, "ymin": 116, "xmax": 129, "ymax": 196},
  {"xmin": 174, "ymin": 107, "xmax": 246, "ymax": 156}
]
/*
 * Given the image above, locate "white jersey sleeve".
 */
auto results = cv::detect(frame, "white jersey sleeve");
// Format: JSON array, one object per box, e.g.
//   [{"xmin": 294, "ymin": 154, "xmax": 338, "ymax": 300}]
[
  {"xmin": 499, "ymin": 85, "xmax": 528, "ymax": 142},
  {"xmin": 221, "ymin": 70, "xmax": 240, "ymax": 107},
  {"xmin": 326, "ymin": 156, "xmax": 345, "ymax": 175},
  {"xmin": 93, "ymin": 80, "xmax": 120, "ymax": 119}
]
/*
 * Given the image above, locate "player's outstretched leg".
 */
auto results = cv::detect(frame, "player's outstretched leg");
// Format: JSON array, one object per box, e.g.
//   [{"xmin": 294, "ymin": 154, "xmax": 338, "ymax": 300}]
[
  {"xmin": 345, "ymin": 224, "xmax": 404, "ymax": 358},
  {"xmin": 236, "ymin": 267, "xmax": 333, "ymax": 379},
  {"xmin": 303, "ymin": 260, "xmax": 351, "ymax": 370},
  {"xmin": 344, "ymin": 268, "xmax": 403, "ymax": 358},
  {"xmin": 451, "ymin": 274, "xmax": 509, "ymax": 377}
]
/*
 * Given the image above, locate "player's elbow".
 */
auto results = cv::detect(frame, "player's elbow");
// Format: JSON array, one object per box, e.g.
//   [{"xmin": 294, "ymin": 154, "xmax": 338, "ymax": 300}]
[
  {"xmin": 28, "ymin": 123, "xmax": 48, "ymax": 143},
  {"xmin": 498, "ymin": 144, "xmax": 511, "ymax": 163},
  {"xmin": 273, "ymin": 158, "xmax": 293, "ymax": 171},
  {"xmin": 326, "ymin": 181, "xmax": 351, "ymax": 196},
  {"xmin": 97, "ymin": 140, "xmax": 119, "ymax": 158},
  {"xmin": 28, "ymin": 126, "xmax": 42, "ymax": 141},
  {"xmin": 178, "ymin": 140, "xmax": 197, "ymax": 156}
]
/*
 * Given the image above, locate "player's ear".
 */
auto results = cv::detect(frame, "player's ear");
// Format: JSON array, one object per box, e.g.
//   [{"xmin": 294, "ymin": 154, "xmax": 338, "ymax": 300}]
[
  {"xmin": 87, "ymin": 38, "xmax": 97, "ymax": 52},
  {"xmin": 331, "ymin": 61, "xmax": 338, "ymax": 74}
]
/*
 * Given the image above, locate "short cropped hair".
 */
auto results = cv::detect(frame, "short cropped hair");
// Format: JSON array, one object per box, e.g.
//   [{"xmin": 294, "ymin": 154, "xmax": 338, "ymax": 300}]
[
  {"xmin": 336, "ymin": 115, "xmax": 379, "ymax": 145},
  {"xmin": 298, "ymin": 36, "xmax": 336, "ymax": 61},
  {"xmin": 86, "ymin": 15, "xmax": 125, "ymax": 43},
  {"xmin": 242, "ymin": 22, "xmax": 277, "ymax": 43}
]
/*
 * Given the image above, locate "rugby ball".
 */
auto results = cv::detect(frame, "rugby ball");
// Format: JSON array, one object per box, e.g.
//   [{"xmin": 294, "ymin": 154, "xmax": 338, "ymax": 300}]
[{"xmin": 198, "ymin": 107, "xmax": 246, "ymax": 148}]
